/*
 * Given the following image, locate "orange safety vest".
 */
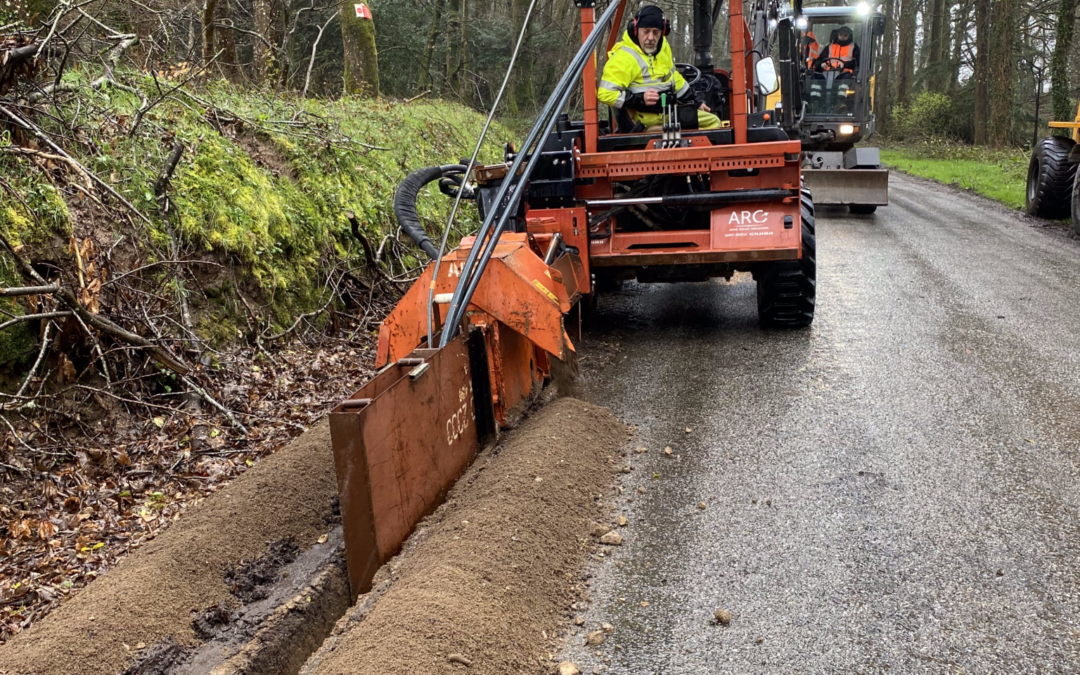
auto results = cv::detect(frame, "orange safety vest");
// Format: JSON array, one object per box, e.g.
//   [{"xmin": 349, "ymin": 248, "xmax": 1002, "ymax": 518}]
[
  {"xmin": 805, "ymin": 32, "xmax": 820, "ymax": 69},
  {"xmin": 822, "ymin": 42, "xmax": 854, "ymax": 74}
]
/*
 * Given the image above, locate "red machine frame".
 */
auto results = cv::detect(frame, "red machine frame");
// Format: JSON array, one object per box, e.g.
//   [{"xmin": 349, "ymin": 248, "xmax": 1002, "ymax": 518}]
[{"xmin": 329, "ymin": 0, "xmax": 806, "ymax": 599}]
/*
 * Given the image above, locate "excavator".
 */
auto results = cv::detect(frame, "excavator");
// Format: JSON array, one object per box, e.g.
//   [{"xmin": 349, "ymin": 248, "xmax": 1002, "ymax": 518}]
[
  {"xmin": 328, "ymin": 0, "xmax": 814, "ymax": 598},
  {"xmin": 758, "ymin": 0, "xmax": 889, "ymax": 213}
]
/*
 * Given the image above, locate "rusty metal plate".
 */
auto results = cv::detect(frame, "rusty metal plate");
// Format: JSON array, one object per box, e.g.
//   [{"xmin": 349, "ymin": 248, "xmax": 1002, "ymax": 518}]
[
  {"xmin": 803, "ymin": 168, "xmax": 890, "ymax": 205},
  {"xmin": 329, "ymin": 332, "xmax": 481, "ymax": 598}
]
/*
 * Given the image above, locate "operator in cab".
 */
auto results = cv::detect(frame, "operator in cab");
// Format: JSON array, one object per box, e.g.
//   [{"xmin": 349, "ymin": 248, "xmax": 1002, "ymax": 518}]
[
  {"xmin": 812, "ymin": 25, "xmax": 859, "ymax": 76},
  {"xmin": 597, "ymin": 5, "xmax": 720, "ymax": 131}
]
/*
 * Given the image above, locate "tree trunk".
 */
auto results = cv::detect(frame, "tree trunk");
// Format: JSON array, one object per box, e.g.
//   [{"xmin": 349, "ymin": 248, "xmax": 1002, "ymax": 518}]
[
  {"xmin": 989, "ymin": 0, "xmax": 1015, "ymax": 147},
  {"xmin": 217, "ymin": 0, "xmax": 240, "ymax": 81},
  {"xmin": 948, "ymin": 0, "xmax": 966, "ymax": 94},
  {"xmin": 340, "ymin": 1, "xmax": 380, "ymax": 95},
  {"xmin": 973, "ymin": 0, "xmax": 990, "ymax": 144},
  {"xmin": 417, "ymin": 0, "xmax": 445, "ymax": 90},
  {"xmin": 926, "ymin": 0, "xmax": 944, "ymax": 92},
  {"xmin": 876, "ymin": 0, "xmax": 897, "ymax": 136},
  {"xmin": 253, "ymin": 0, "xmax": 275, "ymax": 80},
  {"xmin": 897, "ymin": 0, "xmax": 917, "ymax": 105},
  {"xmin": 460, "ymin": 0, "xmax": 470, "ymax": 102},
  {"xmin": 937, "ymin": 1, "xmax": 951, "ymax": 92},
  {"xmin": 1052, "ymin": 0, "xmax": 1078, "ymax": 123},
  {"xmin": 445, "ymin": 0, "xmax": 461, "ymax": 90},
  {"xmin": 202, "ymin": 0, "xmax": 218, "ymax": 72}
]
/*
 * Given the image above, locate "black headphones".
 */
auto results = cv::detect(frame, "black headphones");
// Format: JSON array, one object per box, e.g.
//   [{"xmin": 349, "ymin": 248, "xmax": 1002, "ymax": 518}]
[{"xmin": 628, "ymin": 15, "xmax": 670, "ymax": 39}]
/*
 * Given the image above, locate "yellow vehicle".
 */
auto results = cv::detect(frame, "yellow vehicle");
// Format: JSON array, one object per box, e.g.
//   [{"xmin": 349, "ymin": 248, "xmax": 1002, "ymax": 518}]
[{"xmin": 1026, "ymin": 103, "xmax": 1080, "ymax": 228}]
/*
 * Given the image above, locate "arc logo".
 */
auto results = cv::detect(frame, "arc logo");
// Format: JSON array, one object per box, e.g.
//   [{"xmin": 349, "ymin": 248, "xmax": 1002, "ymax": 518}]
[{"xmin": 728, "ymin": 210, "xmax": 770, "ymax": 225}]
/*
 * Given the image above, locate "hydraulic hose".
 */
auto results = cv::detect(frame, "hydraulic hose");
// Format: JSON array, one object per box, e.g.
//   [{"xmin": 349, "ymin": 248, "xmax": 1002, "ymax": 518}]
[{"xmin": 393, "ymin": 164, "xmax": 467, "ymax": 261}]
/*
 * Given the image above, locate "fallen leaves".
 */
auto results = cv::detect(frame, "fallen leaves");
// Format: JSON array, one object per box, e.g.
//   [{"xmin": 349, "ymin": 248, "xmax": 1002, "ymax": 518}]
[{"xmin": 0, "ymin": 334, "xmax": 379, "ymax": 643}]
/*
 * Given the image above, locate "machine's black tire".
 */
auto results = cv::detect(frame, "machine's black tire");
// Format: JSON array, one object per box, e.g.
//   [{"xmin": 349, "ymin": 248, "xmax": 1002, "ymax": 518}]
[
  {"xmin": 1026, "ymin": 136, "xmax": 1076, "ymax": 219},
  {"xmin": 849, "ymin": 204, "xmax": 877, "ymax": 214},
  {"xmin": 1072, "ymin": 170, "xmax": 1080, "ymax": 236},
  {"xmin": 757, "ymin": 197, "xmax": 816, "ymax": 328}
]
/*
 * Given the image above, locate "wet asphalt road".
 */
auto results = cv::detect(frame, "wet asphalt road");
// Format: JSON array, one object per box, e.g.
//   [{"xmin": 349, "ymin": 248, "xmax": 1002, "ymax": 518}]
[{"xmin": 562, "ymin": 172, "xmax": 1080, "ymax": 674}]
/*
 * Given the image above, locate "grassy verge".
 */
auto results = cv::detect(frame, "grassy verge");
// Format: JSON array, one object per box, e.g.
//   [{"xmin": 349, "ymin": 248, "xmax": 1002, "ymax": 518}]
[{"xmin": 879, "ymin": 141, "xmax": 1029, "ymax": 210}]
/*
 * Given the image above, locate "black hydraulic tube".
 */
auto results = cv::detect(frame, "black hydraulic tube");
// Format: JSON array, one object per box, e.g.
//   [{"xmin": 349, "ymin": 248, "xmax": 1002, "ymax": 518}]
[
  {"xmin": 439, "ymin": 0, "xmax": 624, "ymax": 347},
  {"xmin": 586, "ymin": 188, "xmax": 797, "ymax": 208},
  {"xmin": 393, "ymin": 164, "xmax": 467, "ymax": 260}
]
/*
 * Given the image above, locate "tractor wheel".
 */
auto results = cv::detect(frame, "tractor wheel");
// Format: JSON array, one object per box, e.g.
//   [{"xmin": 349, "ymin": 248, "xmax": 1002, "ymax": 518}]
[
  {"xmin": 1026, "ymin": 136, "xmax": 1076, "ymax": 219},
  {"xmin": 849, "ymin": 204, "xmax": 877, "ymax": 214},
  {"xmin": 1072, "ymin": 170, "xmax": 1080, "ymax": 236},
  {"xmin": 757, "ymin": 194, "xmax": 816, "ymax": 328}
]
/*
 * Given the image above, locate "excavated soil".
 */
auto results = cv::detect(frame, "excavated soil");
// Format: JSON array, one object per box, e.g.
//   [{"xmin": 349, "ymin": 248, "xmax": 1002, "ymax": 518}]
[
  {"xmin": 0, "ymin": 420, "xmax": 338, "ymax": 675},
  {"xmin": 303, "ymin": 398, "xmax": 629, "ymax": 675}
]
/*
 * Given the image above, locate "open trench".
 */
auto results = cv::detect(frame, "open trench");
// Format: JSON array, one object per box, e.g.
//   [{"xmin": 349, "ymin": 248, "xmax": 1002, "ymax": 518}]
[{"xmin": 0, "ymin": 395, "xmax": 630, "ymax": 675}]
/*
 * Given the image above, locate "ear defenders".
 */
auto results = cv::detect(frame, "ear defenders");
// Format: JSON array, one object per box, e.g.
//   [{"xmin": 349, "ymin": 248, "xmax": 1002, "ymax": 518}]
[{"xmin": 628, "ymin": 15, "xmax": 670, "ymax": 39}]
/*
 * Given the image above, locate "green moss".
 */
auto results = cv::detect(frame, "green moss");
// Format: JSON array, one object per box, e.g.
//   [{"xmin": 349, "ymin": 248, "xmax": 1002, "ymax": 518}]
[
  {"xmin": 0, "ymin": 75, "xmax": 513, "ymax": 343},
  {"xmin": 0, "ymin": 261, "xmax": 37, "ymax": 367}
]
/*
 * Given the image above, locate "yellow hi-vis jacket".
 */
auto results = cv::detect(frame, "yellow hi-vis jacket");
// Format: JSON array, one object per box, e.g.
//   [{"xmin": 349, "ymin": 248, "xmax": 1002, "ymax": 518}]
[{"xmin": 598, "ymin": 31, "xmax": 719, "ymax": 130}]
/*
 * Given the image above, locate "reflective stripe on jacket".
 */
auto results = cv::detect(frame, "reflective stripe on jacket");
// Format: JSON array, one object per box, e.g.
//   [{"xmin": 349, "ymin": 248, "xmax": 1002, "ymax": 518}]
[
  {"xmin": 597, "ymin": 30, "xmax": 689, "ymax": 111},
  {"xmin": 823, "ymin": 42, "xmax": 854, "ymax": 73}
]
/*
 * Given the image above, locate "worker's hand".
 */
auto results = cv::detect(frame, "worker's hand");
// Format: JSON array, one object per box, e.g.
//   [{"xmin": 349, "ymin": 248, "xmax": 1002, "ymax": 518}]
[
  {"xmin": 644, "ymin": 89, "xmax": 660, "ymax": 106},
  {"xmin": 699, "ymin": 102, "xmax": 711, "ymax": 112}
]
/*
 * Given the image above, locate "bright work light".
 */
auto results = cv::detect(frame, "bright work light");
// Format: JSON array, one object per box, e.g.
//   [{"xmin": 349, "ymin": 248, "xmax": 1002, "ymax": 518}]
[
  {"xmin": 856, "ymin": 2, "xmax": 870, "ymax": 14},
  {"xmin": 839, "ymin": 124, "xmax": 855, "ymax": 135}
]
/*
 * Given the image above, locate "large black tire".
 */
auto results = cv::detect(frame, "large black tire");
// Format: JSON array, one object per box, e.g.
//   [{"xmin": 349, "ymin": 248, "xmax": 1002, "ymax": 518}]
[
  {"xmin": 1072, "ymin": 169, "xmax": 1080, "ymax": 236},
  {"xmin": 1026, "ymin": 136, "xmax": 1076, "ymax": 219},
  {"xmin": 757, "ymin": 189, "xmax": 816, "ymax": 328},
  {"xmin": 849, "ymin": 204, "xmax": 877, "ymax": 214}
]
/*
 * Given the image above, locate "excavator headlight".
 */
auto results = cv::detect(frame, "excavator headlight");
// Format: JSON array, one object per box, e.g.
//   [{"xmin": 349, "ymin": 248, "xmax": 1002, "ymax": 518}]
[
  {"xmin": 795, "ymin": 17, "xmax": 807, "ymax": 28},
  {"xmin": 856, "ymin": 2, "xmax": 871, "ymax": 14},
  {"xmin": 839, "ymin": 124, "xmax": 856, "ymax": 135}
]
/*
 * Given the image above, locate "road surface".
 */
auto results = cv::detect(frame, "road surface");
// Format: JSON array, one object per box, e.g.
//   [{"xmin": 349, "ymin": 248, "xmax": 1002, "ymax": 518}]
[{"xmin": 565, "ymin": 172, "xmax": 1080, "ymax": 673}]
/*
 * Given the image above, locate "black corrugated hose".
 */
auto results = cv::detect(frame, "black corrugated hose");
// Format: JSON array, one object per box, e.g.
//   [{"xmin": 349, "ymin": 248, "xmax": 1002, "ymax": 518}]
[{"xmin": 393, "ymin": 164, "xmax": 473, "ymax": 260}]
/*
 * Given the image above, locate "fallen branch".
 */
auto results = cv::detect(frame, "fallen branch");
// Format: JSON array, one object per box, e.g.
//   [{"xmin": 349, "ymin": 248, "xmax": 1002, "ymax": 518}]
[
  {"xmin": 153, "ymin": 141, "xmax": 184, "ymax": 204},
  {"xmin": 403, "ymin": 90, "xmax": 431, "ymax": 104},
  {"xmin": 14, "ymin": 320, "xmax": 54, "ymax": 398},
  {"xmin": 1, "ymin": 146, "xmax": 94, "ymax": 191},
  {"xmin": 0, "ymin": 311, "xmax": 72, "ymax": 332},
  {"xmin": 180, "ymin": 375, "xmax": 248, "ymax": 435},
  {"xmin": 0, "ymin": 104, "xmax": 153, "ymax": 225},
  {"xmin": 0, "ymin": 232, "xmax": 190, "ymax": 374},
  {"xmin": 0, "ymin": 285, "xmax": 59, "ymax": 297}
]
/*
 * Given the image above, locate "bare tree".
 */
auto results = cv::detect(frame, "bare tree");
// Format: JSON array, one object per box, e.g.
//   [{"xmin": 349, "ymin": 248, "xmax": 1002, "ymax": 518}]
[{"xmin": 973, "ymin": 0, "xmax": 991, "ymax": 144}]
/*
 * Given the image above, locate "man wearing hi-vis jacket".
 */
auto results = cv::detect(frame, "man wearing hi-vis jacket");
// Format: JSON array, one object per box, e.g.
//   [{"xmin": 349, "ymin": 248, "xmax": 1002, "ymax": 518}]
[{"xmin": 597, "ymin": 5, "xmax": 721, "ymax": 131}]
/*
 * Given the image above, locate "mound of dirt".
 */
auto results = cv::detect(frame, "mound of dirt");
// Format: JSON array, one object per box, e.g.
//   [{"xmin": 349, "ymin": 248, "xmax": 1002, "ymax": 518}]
[
  {"xmin": 302, "ymin": 398, "xmax": 628, "ymax": 675},
  {"xmin": 0, "ymin": 421, "xmax": 338, "ymax": 675}
]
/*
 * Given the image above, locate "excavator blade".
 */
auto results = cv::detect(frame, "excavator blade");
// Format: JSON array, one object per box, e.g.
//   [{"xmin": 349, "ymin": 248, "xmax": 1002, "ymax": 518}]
[{"xmin": 802, "ymin": 168, "xmax": 890, "ymax": 205}]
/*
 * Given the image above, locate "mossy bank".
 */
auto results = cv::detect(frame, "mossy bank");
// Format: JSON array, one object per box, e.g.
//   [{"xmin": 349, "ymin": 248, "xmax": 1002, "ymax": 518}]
[{"xmin": 0, "ymin": 75, "xmax": 511, "ymax": 362}]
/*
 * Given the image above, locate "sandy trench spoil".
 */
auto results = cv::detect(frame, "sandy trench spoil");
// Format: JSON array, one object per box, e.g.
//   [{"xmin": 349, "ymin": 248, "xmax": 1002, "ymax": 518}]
[
  {"xmin": 301, "ymin": 397, "xmax": 628, "ymax": 675},
  {"xmin": 0, "ymin": 397, "xmax": 628, "ymax": 675}
]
